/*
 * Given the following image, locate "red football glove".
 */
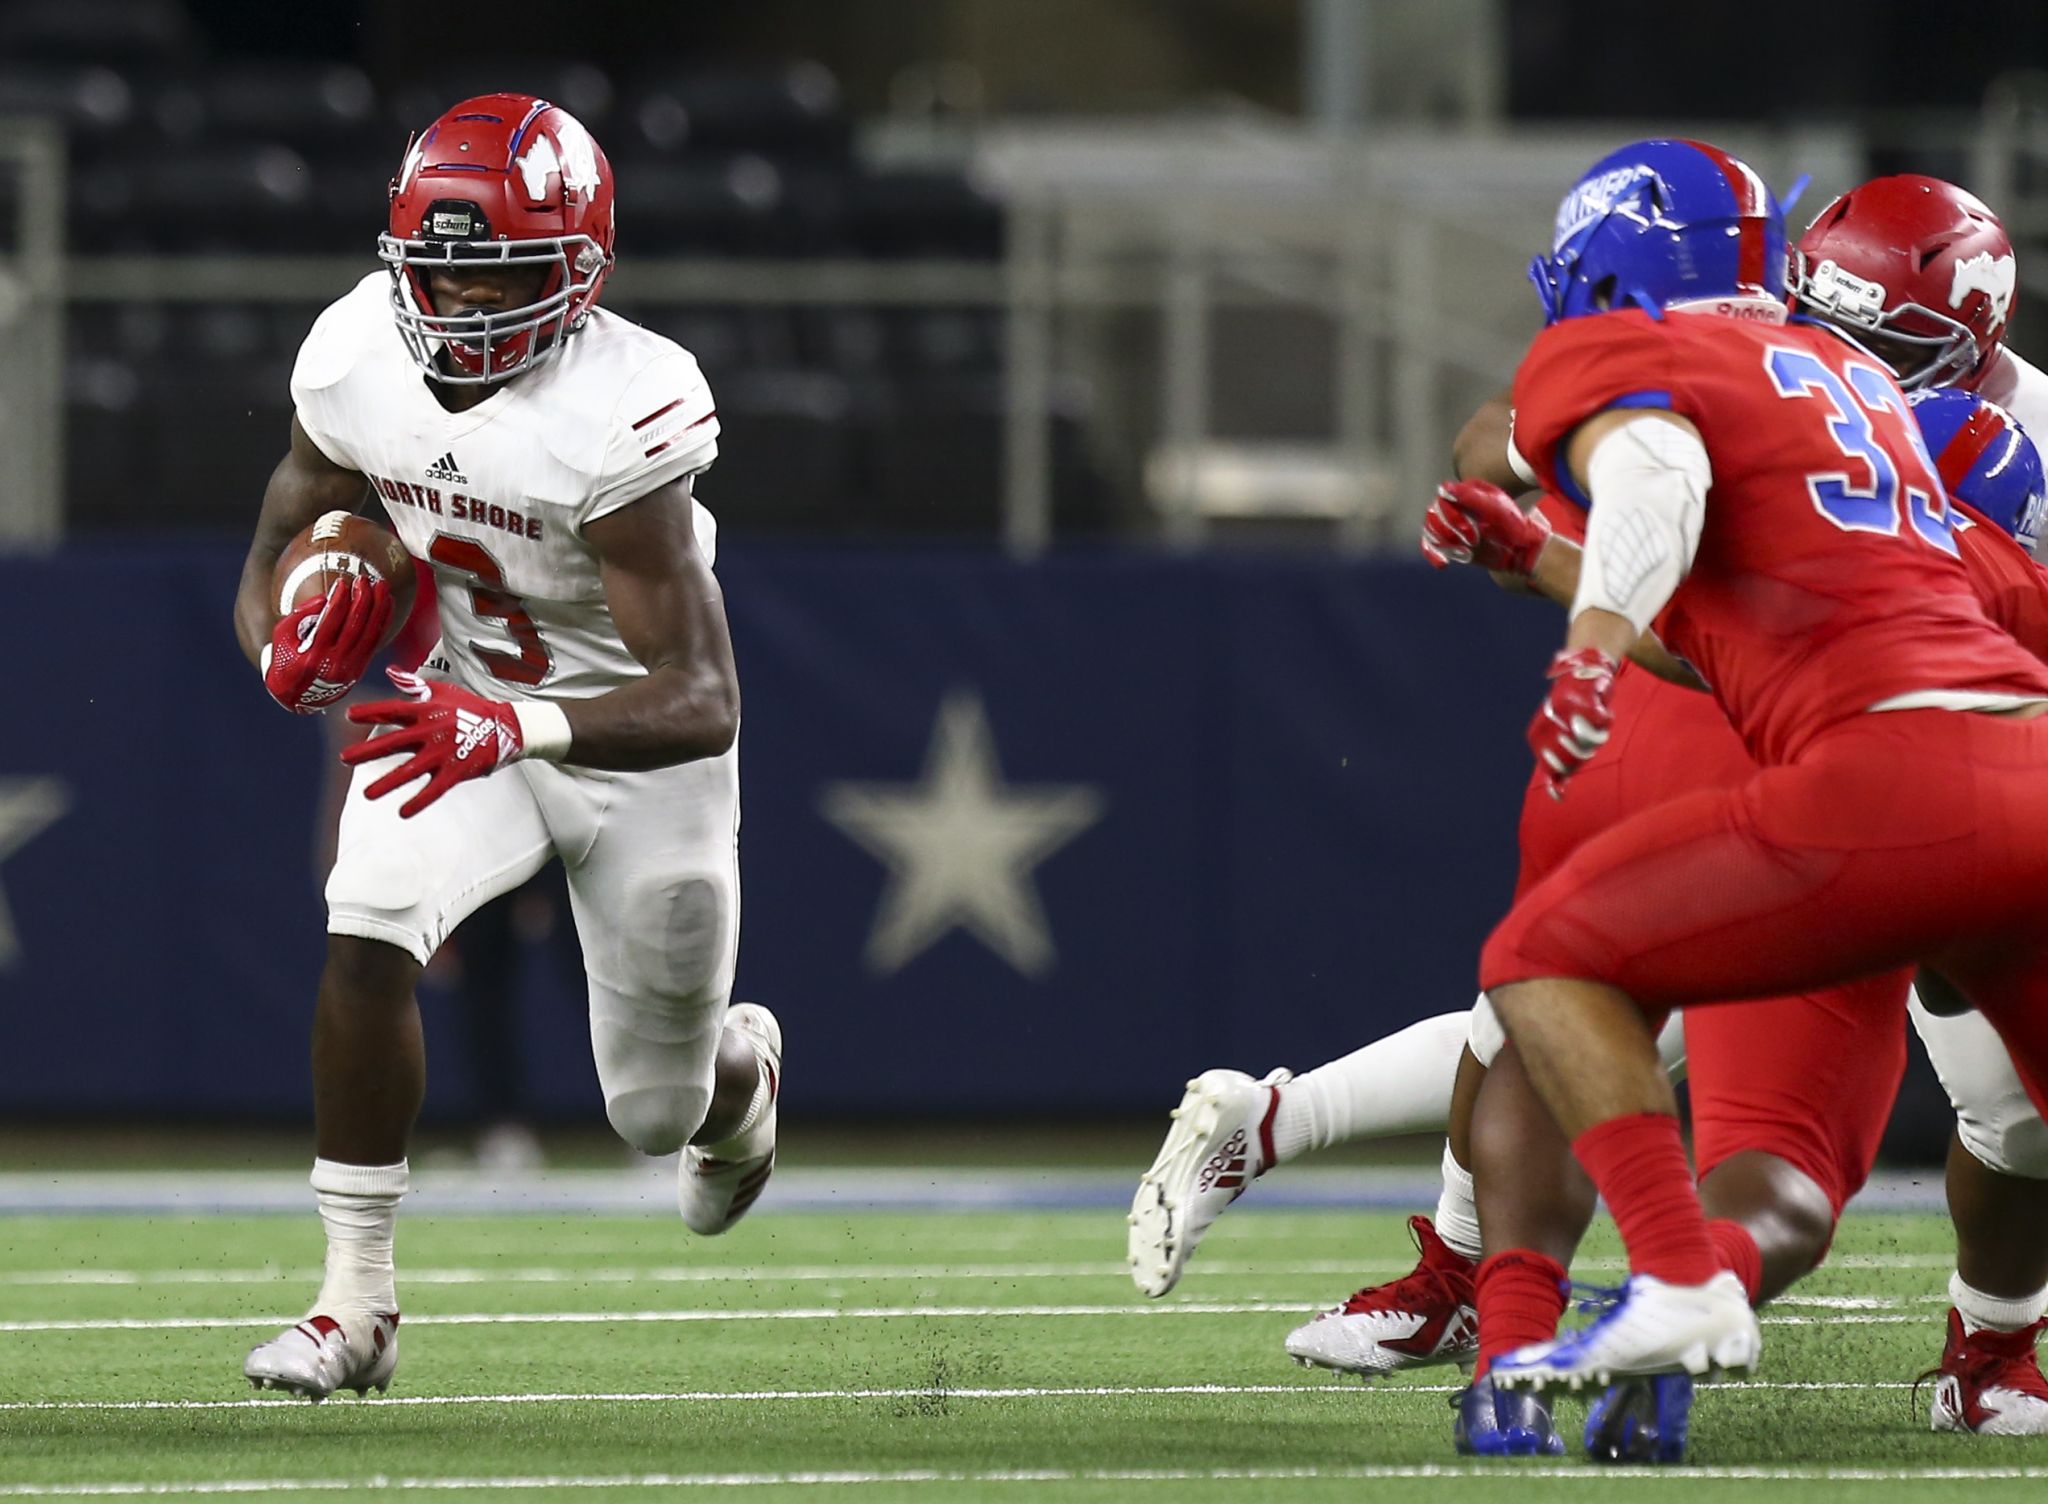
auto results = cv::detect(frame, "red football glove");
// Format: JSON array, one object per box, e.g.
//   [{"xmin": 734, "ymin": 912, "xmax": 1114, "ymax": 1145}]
[
  {"xmin": 1421, "ymin": 480, "xmax": 1553, "ymax": 576},
  {"xmin": 261, "ymin": 576, "xmax": 394, "ymax": 714},
  {"xmin": 340, "ymin": 669, "xmax": 526, "ymax": 819},
  {"xmin": 1528, "ymin": 646, "xmax": 1619, "ymax": 800}
]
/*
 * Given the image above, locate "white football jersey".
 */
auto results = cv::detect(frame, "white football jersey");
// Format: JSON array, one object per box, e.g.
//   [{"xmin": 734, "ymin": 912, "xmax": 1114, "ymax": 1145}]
[
  {"xmin": 1976, "ymin": 345, "xmax": 2048, "ymax": 438},
  {"xmin": 292, "ymin": 273, "xmax": 721, "ymax": 700}
]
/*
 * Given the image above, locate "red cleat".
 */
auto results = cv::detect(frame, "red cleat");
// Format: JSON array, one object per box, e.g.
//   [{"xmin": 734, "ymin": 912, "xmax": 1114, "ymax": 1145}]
[{"xmin": 1927, "ymin": 1309, "xmax": 2048, "ymax": 1435}]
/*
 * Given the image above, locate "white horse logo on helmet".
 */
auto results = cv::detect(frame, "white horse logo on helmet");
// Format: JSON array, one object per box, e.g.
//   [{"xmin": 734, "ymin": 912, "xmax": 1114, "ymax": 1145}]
[{"xmin": 1950, "ymin": 251, "xmax": 2017, "ymax": 330}]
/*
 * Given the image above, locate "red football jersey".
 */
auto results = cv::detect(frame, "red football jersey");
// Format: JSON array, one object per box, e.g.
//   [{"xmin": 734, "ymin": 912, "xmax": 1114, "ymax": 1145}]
[
  {"xmin": 1955, "ymin": 502, "xmax": 2048, "ymax": 663},
  {"xmin": 1513, "ymin": 310, "xmax": 2048, "ymax": 764}
]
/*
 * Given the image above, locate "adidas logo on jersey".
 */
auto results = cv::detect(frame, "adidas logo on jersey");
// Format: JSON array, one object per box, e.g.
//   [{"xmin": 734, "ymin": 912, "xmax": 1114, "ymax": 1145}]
[{"xmin": 425, "ymin": 451, "xmax": 468, "ymax": 484}]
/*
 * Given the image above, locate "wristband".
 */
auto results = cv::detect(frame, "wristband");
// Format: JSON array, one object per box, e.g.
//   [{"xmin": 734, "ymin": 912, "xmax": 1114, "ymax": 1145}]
[
  {"xmin": 511, "ymin": 700, "xmax": 574, "ymax": 761},
  {"xmin": 1505, "ymin": 420, "xmax": 1540, "ymax": 488}
]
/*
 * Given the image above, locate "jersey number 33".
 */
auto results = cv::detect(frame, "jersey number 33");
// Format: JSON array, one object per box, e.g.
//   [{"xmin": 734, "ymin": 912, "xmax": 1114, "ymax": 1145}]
[{"xmin": 1765, "ymin": 346, "xmax": 1958, "ymax": 557}]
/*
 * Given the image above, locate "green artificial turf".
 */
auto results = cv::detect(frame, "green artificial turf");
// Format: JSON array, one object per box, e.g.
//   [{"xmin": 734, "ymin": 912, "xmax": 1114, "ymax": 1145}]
[{"xmin": 0, "ymin": 1204, "xmax": 2042, "ymax": 1500}]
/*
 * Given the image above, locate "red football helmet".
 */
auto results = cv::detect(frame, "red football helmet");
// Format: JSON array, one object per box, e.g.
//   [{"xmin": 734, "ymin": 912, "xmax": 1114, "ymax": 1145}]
[
  {"xmin": 1792, "ymin": 174, "xmax": 2016, "ymax": 390},
  {"xmin": 380, "ymin": 94, "xmax": 616, "ymax": 383}
]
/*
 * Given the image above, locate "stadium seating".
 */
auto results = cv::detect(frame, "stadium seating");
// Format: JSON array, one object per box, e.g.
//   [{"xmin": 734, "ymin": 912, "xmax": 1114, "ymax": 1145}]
[
  {"xmin": 623, "ymin": 64, "xmax": 850, "ymax": 159},
  {"xmin": 0, "ymin": 0, "xmax": 196, "ymax": 71},
  {"xmin": 8, "ymin": 8, "xmax": 1094, "ymax": 539}
]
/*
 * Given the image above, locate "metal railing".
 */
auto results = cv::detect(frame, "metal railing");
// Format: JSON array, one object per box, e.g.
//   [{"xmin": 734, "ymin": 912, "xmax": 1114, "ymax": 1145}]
[
  {"xmin": 16, "ymin": 102, "xmax": 2048, "ymax": 556},
  {"xmin": 0, "ymin": 119, "xmax": 65, "ymax": 547}
]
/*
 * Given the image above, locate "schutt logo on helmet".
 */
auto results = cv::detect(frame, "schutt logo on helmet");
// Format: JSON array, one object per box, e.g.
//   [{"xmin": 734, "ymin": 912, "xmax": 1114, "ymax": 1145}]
[{"xmin": 379, "ymin": 94, "xmax": 617, "ymax": 385}]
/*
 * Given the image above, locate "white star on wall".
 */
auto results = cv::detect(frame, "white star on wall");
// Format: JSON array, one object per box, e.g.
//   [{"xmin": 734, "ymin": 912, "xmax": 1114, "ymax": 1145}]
[
  {"xmin": 820, "ymin": 691, "xmax": 1105, "ymax": 977},
  {"xmin": 0, "ymin": 779, "xmax": 70, "ymax": 971}
]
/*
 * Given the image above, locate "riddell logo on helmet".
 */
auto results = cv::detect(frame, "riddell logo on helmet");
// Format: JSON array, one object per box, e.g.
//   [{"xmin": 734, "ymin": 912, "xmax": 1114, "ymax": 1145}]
[
  {"xmin": 1950, "ymin": 252, "xmax": 2017, "ymax": 329},
  {"xmin": 1668, "ymin": 295, "xmax": 1789, "ymax": 323}
]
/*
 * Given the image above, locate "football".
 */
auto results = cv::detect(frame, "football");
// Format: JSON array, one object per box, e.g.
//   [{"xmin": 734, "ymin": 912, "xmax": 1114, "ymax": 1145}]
[{"xmin": 271, "ymin": 510, "xmax": 417, "ymax": 647}]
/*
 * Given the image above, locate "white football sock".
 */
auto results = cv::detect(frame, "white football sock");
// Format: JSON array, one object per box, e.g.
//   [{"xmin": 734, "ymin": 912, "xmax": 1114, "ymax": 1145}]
[
  {"xmin": 697, "ymin": 1032, "xmax": 774, "ymax": 1159},
  {"xmin": 1952, "ymin": 1271, "xmax": 2048, "ymax": 1335},
  {"xmin": 311, "ymin": 1158, "xmax": 407, "ymax": 1316},
  {"xmin": 1267, "ymin": 1011, "xmax": 1470, "ymax": 1164},
  {"xmin": 1433, "ymin": 1142, "xmax": 1484, "ymax": 1263}
]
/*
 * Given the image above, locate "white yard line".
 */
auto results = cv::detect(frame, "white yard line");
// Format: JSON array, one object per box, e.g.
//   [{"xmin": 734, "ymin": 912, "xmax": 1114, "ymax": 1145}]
[
  {"xmin": 0, "ymin": 1379, "xmax": 1924, "ymax": 1413},
  {"xmin": 1, "ymin": 1385, "xmax": 1408, "ymax": 1412},
  {"xmin": 0, "ymin": 1167, "xmax": 1446, "ymax": 1220},
  {"xmin": 0, "ymin": 1301, "xmax": 1947, "ymax": 1334},
  {"xmin": 0, "ymin": 1303, "xmax": 1302, "ymax": 1333},
  {"xmin": 0, "ymin": 1260, "xmax": 1398, "ymax": 1288},
  {"xmin": 0, "ymin": 1166, "xmax": 1953, "ymax": 1217},
  {"xmin": 3, "ymin": 1463, "xmax": 2046, "ymax": 1495},
  {"xmin": 0, "ymin": 1260, "xmax": 1964, "ymax": 1288}
]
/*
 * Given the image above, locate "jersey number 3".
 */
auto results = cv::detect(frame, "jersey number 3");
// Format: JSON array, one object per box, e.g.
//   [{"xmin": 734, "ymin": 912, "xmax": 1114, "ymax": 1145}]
[
  {"xmin": 428, "ymin": 534, "xmax": 554, "ymax": 687},
  {"xmin": 1765, "ymin": 346, "xmax": 1957, "ymax": 556}
]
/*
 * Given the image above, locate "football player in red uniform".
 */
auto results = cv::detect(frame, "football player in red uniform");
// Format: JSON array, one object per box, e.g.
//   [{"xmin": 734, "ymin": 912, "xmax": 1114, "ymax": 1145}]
[
  {"xmin": 1430, "ymin": 381, "xmax": 2048, "ymax": 1456},
  {"xmin": 1445, "ymin": 177, "xmax": 2048, "ymax": 1456},
  {"xmin": 1468, "ymin": 141, "xmax": 2048, "ymax": 1415},
  {"xmin": 1131, "ymin": 173, "xmax": 2048, "ymax": 1456}
]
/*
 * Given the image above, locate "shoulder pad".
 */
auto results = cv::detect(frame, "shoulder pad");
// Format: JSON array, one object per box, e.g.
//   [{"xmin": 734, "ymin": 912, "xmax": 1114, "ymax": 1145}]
[
  {"xmin": 537, "ymin": 322, "xmax": 707, "ymax": 480},
  {"xmin": 292, "ymin": 273, "xmax": 390, "ymax": 393}
]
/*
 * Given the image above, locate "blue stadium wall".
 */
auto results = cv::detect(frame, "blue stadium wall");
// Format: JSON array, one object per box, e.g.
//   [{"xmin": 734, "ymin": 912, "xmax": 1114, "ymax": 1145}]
[{"xmin": 0, "ymin": 543, "xmax": 1560, "ymax": 1121}]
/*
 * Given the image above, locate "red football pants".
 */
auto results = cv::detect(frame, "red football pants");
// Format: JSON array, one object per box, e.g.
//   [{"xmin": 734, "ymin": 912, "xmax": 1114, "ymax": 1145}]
[
  {"xmin": 1483, "ymin": 708, "xmax": 2048, "ymax": 1127},
  {"xmin": 1508, "ymin": 669, "xmax": 1906, "ymax": 1210},
  {"xmin": 1683, "ymin": 975, "xmax": 1906, "ymax": 1215}
]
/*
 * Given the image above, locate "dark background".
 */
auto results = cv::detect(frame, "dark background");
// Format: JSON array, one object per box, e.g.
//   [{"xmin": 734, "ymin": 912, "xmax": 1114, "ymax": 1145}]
[
  {"xmin": 0, "ymin": 0, "xmax": 2010, "ymax": 1160},
  {"xmin": 176, "ymin": 0, "xmax": 2048, "ymax": 118}
]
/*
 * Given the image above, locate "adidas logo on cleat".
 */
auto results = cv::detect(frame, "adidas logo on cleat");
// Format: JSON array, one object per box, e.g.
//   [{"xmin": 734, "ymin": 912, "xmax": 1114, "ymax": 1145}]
[{"xmin": 1197, "ymin": 1128, "xmax": 1250, "ymax": 1195}]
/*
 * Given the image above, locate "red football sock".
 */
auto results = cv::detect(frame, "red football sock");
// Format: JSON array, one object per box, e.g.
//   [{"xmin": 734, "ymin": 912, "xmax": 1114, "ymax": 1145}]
[
  {"xmin": 1472, "ymin": 1250, "xmax": 1568, "ymax": 1381},
  {"xmin": 1708, "ymin": 1219, "xmax": 1763, "ymax": 1303},
  {"xmin": 1572, "ymin": 1113, "xmax": 1719, "ymax": 1286}
]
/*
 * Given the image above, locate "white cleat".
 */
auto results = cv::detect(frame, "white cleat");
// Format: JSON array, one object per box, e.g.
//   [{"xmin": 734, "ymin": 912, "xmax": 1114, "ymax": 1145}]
[
  {"xmin": 1282, "ymin": 1215, "xmax": 1478, "ymax": 1377},
  {"xmin": 1491, "ymin": 1271, "xmax": 1759, "ymax": 1393},
  {"xmin": 243, "ymin": 1311, "xmax": 399, "ymax": 1402},
  {"xmin": 1127, "ymin": 1067, "xmax": 1290, "ymax": 1298},
  {"xmin": 680, "ymin": 1002, "xmax": 781, "ymax": 1236}
]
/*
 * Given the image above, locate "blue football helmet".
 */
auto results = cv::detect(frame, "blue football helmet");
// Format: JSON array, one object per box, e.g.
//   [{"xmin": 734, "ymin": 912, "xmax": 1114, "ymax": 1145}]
[
  {"xmin": 1531, "ymin": 139, "xmax": 1789, "ymax": 325},
  {"xmin": 1909, "ymin": 387, "xmax": 2048, "ymax": 552}
]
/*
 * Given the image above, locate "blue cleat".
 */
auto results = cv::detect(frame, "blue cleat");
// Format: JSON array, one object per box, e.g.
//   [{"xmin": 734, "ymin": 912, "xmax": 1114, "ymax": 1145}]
[
  {"xmin": 1584, "ymin": 1373, "xmax": 1694, "ymax": 1463},
  {"xmin": 1453, "ymin": 1374, "xmax": 1566, "ymax": 1457}
]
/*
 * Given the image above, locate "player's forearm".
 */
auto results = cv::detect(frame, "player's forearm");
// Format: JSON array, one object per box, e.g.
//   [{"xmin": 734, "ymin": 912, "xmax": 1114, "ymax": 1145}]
[
  {"xmin": 1475, "ymin": 503, "xmax": 1568, "ymax": 596},
  {"xmin": 1453, "ymin": 389, "xmax": 1527, "ymax": 492},
  {"xmin": 236, "ymin": 425, "xmax": 368, "ymax": 667},
  {"xmin": 552, "ymin": 663, "xmax": 740, "ymax": 771},
  {"xmin": 234, "ymin": 552, "xmax": 284, "ymax": 668},
  {"xmin": 1525, "ymin": 534, "xmax": 1577, "ymax": 610},
  {"xmin": 1563, "ymin": 606, "xmax": 1641, "ymax": 667},
  {"xmin": 1453, "ymin": 393, "xmax": 1545, "ymax": 595},
  {"xmin": 1524, "ymin": 535, "xmax": 1706, "ymax": 689},
  {"xmin": 234, "ymin": 501, "xmax": 314, "ymax": 667}
]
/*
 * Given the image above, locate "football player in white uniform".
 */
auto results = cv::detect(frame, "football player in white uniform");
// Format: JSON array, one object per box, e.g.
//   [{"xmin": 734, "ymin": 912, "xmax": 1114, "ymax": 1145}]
[
  {"xmin": 230, "ymin": 95, "xmax": 779, "ymax": 1400},
  {"xmin": 1132, "ymin": 174, "xmax": 2048, "ymax": 1441}
]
